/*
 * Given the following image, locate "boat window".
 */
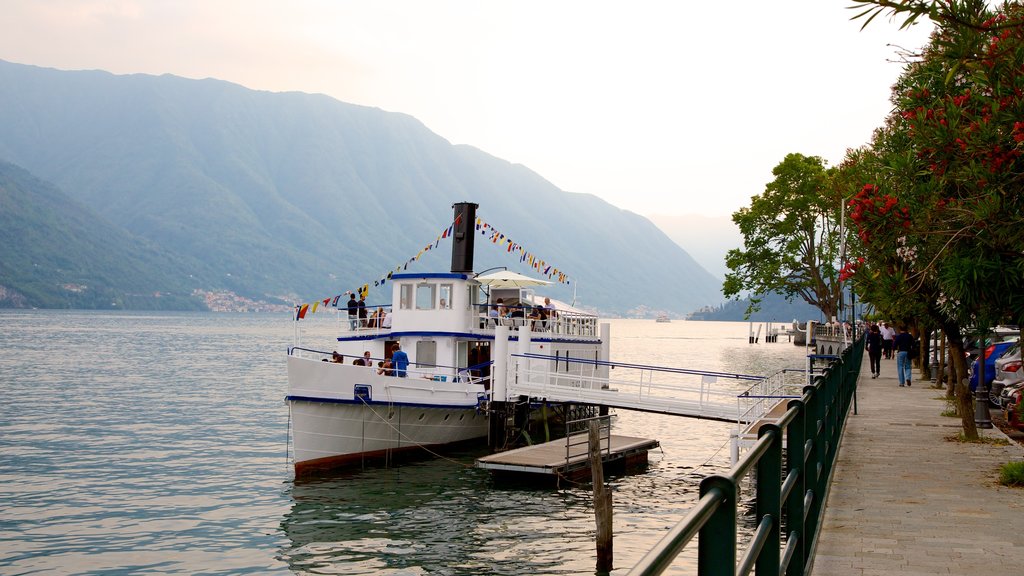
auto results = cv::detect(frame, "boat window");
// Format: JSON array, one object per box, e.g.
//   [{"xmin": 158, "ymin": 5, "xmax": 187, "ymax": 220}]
[
  {"xmin": 415, "ymin": 283, "xmax": 435, "ymax": 310},
  {"xmin": 439, "ymin": 284, "xmax": 452, "ymax": 310},
  {"xmin": 400, "ymin": 284, "xmax": 413, "ymax": 309},
  {"xmin": 468, "ymin": 284, "xmax": 480, "ymax": 312},
  {"xmin": 416, "ymin": 340, "xmax": 437, "ymax": 368}
]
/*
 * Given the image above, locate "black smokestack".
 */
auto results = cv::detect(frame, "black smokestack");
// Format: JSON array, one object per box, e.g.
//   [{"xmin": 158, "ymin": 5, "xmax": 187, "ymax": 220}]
[{"xmin": 450, "ymin": 202, "xmax": 478, "ymax": 273}]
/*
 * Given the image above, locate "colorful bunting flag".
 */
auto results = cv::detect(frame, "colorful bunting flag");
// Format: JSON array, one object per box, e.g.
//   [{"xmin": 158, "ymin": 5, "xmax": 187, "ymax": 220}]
[{"xmin": 293, "ymin": 215, "xmax": 570, "ymax": 321}]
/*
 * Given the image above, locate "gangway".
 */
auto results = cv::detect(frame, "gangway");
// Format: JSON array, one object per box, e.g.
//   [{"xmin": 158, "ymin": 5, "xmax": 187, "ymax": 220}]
[
  {"xmin": 507, "ymin": 354, "xmax": 756, "ymax": 422},
  {"xmin": 500, "ymin": 353, "xmax": 807, "ymax": 463}
]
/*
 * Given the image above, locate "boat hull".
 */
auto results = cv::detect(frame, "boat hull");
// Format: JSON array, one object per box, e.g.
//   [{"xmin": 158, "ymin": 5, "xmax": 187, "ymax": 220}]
[
  {"xmin": 289, "ymin": 400, "xmax": 488, "ymax": 475},
  {"xmin": 287, "ymin": 354, "xmax": 488, "ymax": 475}
]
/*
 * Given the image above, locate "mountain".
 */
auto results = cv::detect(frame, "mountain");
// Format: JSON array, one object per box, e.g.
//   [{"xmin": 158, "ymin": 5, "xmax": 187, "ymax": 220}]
[
  {"xmin": 0, "ymin": 160, "xmax": 207, "ymax": 309},
  {"xmin": 648, "ymin": 213, "xmax": 742, "ymax": 281},
  {"xmin": 0, "ymin": 60, "xmax": 722, "ymax": 314},
  {"xmin": 688, "ymin": 292, "xmax": 828, "ymax": 323}
]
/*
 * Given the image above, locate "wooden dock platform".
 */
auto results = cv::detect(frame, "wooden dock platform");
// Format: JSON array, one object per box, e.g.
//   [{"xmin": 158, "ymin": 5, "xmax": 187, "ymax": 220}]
[{"xmin": 476, "ymin": 434, "xmax": 660, "ymax": 477}]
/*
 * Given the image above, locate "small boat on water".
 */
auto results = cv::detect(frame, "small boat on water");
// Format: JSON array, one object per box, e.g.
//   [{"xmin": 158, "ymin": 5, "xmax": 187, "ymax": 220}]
[
  {"xmin": 655, "ymin": 314, "xmax": 671, "ymax": 323},
  {"xmin": 286, "ymin": 202, "xmax": 606, "ymax": 476}
]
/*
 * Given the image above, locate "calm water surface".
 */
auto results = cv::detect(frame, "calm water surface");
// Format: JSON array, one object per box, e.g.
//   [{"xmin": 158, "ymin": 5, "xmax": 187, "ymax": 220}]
[{"xmin": 0, "ymin": 311, "xmax": 808, "ymax": 575}]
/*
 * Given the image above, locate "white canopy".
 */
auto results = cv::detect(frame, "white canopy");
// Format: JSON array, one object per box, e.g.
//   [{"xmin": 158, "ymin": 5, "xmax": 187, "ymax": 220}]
[{"xmin": 474, "ymin": 270, "xmax": 551, "ymax": 288}]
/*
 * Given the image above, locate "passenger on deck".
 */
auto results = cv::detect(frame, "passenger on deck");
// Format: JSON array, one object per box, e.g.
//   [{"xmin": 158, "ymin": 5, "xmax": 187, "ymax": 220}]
[
  {"xmin": 495, "ymin": 298, "xmax": 508, "ymax": 317},
  {"xmin": 391, "ymin": 343, "xmax": 409, "ymax": 377},
  {"xmin": 362, "ymin": 351, "xmax": 372, "ymax": 366},
  {"xmin": 377, "ymin": 360, "xmax": 392, "ymax": 375},
  {"xmin": 367, "ymin": 307, "xmax": 383, "ymax": 328},
  {"xmin": 380, "ymin": 310, "xmax": 392, "ymax": 328},
  {"xmin": 346, "ymin": 293, "xmax": 358, "ymax": 331},
  {"xmin": 530, "ymin": 305, "xmax": 548, "ymax": 330},
  {"xmin": 331, "ymin": 352, "xmax": 344, "ymax": 363},
  {"xmin": 357, "ymin": 295, "xmax": 367, "ymax": 327}
]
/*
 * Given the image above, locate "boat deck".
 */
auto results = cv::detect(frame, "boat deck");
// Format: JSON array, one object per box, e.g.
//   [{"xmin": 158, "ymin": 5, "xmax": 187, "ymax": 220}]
[{"xmin": 476, "ymin": 434, "xmax": 659, "ymax": 476}]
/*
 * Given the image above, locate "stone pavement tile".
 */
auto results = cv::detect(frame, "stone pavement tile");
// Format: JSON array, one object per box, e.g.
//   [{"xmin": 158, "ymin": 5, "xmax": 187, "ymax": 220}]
[{"xmin": 810, "ymin": 352, "xmax": 1024, "ymax": 575}]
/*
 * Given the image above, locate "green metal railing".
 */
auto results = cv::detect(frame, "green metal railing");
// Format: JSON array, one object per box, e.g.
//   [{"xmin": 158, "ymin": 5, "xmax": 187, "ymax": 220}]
[{"xmin": 628, "ymin": 336, "xmax": 863, "ymax": 576}]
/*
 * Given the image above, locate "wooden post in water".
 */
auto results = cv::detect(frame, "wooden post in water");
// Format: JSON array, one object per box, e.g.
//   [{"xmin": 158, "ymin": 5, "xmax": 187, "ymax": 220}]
[{"xmin": 589, "ymin": 421, "xmax": 612, "ymax": 572}]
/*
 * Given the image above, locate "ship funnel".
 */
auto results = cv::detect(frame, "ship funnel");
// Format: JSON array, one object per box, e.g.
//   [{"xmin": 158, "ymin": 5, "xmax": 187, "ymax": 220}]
[{"xmin": 450, "ymin": 202, "xmax": 478, "ymax": 274}]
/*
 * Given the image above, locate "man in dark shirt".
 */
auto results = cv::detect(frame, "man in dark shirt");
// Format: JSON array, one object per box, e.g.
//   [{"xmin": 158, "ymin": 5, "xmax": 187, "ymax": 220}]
[
  {"xmin": 357, "ymin": 295, "xmax": 367, "ymax": 327},
  {"xmin": 346, "ymin": 293, "xmax": 358, "ymax": 331},
  {"xmin": 893, "ymin": 326, "xmax": 915, "ymax": 387}
]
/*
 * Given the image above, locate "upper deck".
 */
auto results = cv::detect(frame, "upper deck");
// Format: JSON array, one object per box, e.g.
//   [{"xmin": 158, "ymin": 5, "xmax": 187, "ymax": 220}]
[{"xmin": 338, "ymin": 272, "xmax": 599, "ymax": 342}]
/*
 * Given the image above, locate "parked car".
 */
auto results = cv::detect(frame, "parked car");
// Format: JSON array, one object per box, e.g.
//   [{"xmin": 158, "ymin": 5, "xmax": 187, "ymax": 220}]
[
  {"xmin": 990, "ymin": 342, "xmax": 1022, "ymax": 406},
  {"xmin": 1005, "ymin": 385, "xmax": 1024, "ymax": 432},
  {"xmin": 999, "ymin": 381, "xmax": 1024, "ymax": 411},
  {"xmin": 969, "ymin": 340, "xmax": 1016, "ymax": 392}
]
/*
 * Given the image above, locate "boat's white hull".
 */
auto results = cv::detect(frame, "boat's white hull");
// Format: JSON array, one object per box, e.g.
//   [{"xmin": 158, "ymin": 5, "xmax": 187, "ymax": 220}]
[
  {"xmin": 287, "ymin": 354, "xmax": 488, "ymax": 474},
  {"xmin": 289, "ymin": 401, "xmax": 488, "ymax": 472}
]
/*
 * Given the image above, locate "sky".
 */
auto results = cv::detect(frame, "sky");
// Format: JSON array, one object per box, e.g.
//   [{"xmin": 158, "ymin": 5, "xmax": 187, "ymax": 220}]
[{"xmin": 0, "ymin": 0, "xmax": 934, "ymax": 219}]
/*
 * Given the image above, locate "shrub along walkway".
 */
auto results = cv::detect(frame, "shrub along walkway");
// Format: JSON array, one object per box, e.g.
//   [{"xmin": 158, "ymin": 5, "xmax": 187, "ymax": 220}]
[{"xmin": 811, "ymin": 353, "xmax": 1024, "ymax": 575}]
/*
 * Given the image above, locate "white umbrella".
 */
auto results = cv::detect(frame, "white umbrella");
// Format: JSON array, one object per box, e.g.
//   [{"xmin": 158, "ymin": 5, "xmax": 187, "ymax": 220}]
[{"xmin": 474, "ymin": 270, "xmax": 551, "ymax": 288}]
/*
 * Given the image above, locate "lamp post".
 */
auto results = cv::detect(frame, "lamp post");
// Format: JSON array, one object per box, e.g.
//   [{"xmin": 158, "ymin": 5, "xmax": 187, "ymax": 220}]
[{"xmin": 973, "ymin": 330, "xmax": 993, "ymax": 429}]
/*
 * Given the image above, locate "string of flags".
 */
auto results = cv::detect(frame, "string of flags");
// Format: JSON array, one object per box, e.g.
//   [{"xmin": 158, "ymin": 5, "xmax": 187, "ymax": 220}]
[
  {"xmin": 294, "ymin": 213, "xmax": 571, "ymax": 320},
  {"xmin": 474, "ymin": 217, "xmax": 570, "ymax": 286}
]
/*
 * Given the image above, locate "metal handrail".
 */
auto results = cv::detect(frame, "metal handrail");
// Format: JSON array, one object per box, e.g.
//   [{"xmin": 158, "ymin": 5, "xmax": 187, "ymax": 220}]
[{"xmin": 628, "ymin": 334, "xmax": 864, "ymax": 575}]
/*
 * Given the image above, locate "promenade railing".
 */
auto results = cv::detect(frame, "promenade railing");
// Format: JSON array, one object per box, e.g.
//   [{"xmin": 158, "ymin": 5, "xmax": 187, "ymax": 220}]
[{"xmin": 627, "ymin": 334, "xmax": 864, "ymax": 576}]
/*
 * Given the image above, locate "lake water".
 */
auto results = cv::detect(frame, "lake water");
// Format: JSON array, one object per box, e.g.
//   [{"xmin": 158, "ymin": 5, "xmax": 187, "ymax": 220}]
[{"xmin": 0, "ymin": 311, "xmax": 809, "ymax": 575}]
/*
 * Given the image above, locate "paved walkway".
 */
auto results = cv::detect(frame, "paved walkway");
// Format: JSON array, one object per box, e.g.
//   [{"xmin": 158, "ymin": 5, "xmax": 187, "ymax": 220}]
[{"xmin": 812, "ymin": 353, "xmax": 1024, "ymax": 575}]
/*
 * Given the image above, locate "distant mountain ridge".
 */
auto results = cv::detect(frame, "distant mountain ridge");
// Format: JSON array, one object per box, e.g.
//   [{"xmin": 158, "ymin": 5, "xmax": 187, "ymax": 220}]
[{"xmin": 0, "ymin": 60, "xmax": 722, "ymax": 313}]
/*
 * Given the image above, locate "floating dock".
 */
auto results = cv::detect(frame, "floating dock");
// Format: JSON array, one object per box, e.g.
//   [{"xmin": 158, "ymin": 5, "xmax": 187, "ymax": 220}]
[{"xmin": 476, "ymin": 433, "xmax": 659, "ymax": 478}]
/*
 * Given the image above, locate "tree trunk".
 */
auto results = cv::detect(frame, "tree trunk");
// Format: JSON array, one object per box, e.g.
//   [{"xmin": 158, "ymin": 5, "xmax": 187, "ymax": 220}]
[
  {"xmin": 943, "ymin": 322, "xmax": 978, "ymax": 439},
  {"xmin": 916, "ymin": 325, "xmax": 931, "ymax": 383},
  {"xmin": 940, "ymin": 331, "xmax": 951, "ymax": 396}
]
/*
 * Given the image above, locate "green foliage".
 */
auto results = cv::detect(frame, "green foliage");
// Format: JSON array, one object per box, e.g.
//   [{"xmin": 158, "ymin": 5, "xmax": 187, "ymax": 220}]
[
  {"xmin": 724, "ymin": 153, "xmax": 844, "ymax": 319},
  {"xmin": 1000, "ymin": 460, "xmax": 1024, "ymax": 486}
]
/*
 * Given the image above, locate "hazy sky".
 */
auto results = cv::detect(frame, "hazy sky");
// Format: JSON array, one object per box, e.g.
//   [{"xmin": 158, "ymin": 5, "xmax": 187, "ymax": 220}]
[{"xmin": 1, "ymin": 1, "xmax": 933, "ymax": 218}]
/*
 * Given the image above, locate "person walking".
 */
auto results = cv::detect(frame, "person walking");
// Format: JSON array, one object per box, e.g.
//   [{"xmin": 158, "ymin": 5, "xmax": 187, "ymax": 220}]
[
  {"xmin": 866, "ymin": 323, "xmax": 883, "ymax": 378},
  {"xmin": 893, "ymin": 325, "xmax": 915, "ymax": 387},
  {"xmin": 881, "ymin": 322, "xmax": 895, "ymax": 359},
  {"xmin": 390, "ymin": 343, "xmax": 409, "ymax": 378}
]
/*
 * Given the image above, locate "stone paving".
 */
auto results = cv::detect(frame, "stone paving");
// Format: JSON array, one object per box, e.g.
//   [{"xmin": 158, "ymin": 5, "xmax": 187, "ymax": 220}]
[{"xmin": 811, "ymin": 353, "xmax": 1024, "ymax": 575}]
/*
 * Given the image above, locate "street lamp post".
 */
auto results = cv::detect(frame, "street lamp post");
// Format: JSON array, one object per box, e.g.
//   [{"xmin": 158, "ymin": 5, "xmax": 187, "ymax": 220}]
[{"xmin": 974, "ymin": 330, "xmax": 993, "ymax": 429}]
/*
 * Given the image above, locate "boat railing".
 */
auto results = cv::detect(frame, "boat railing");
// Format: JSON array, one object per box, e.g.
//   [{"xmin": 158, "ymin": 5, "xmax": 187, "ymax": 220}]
[
  {"xmin": 627, "ymin": 336, "xmax": 863, "ymax": 575},
  {"xmin": 340, "ymin": 304, "xmax": 393, "ymax": 334},
  {"xmin": 475, "ymin": 308, "xmax": 599, "ymax": 337}
]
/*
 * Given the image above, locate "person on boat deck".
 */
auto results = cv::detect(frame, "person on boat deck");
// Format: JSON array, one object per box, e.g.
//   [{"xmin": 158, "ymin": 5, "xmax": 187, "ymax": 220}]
[
  {"xmin": 530, "ymin": 305, "xmax": 548, "ymax": 330},
  {"xmin": 544, "ymin": 297, "xmax": 556, "ymax": 316},
  {"xmin": 362, "ymin": 351, "xmax": 372, "ymax": 366},
  {"xmin": 381, "ymin": 310, "xmax": 392, "ymax": 328},
  {"xmin": 357, "ymin": 295, "xmax": 368, "ymax": 327},
  {"xmin": 391, "ymin": 343, "xmax": 409, "ymax": 377},
  {"xmin": 367, "ymin": 307, "xmax": 382, "ymax": 328},
  {"xmin": 346, "ymin": 293, "xmax": 358, "ymax": 331},
  {"xmin": 331, "ymin": 351, "xmax": 344, "ymax": 363},
  {"xmin": 377, "ymin": 360, "xmax": 391, "ymax": 376},
  {"xmin": 494, "ymin": 298, "xmax": 508, "ymax": 317}
]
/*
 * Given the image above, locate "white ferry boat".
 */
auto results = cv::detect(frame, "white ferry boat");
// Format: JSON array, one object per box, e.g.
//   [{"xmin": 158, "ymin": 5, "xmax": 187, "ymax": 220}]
[
  {"xmin": 286, "ymin": 202, "xmax": 606, "ymax": 476},
  {"xmin": 655, "ymin": 314, "xmax": 671, "ymax": 323}
]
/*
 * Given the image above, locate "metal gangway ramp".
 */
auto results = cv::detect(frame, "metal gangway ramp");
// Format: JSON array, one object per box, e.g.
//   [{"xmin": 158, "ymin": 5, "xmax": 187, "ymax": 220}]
[
  {"xmin": 503, "ymin": 352, "xmax": 804, "ymax": 428},
  {"xmin": 507, "ymin": 353, "xmax": 758, "ymax": 422}
]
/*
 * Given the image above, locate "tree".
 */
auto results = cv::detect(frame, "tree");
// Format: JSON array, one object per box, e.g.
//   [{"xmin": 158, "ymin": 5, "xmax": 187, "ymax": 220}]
[
  {"xmin": 724, "ymin": 153, "xmax": 845, "ymax": 320},
  {"xmin": 845, "ymin": 0, "xmax": 1024, "ymax": 438}
]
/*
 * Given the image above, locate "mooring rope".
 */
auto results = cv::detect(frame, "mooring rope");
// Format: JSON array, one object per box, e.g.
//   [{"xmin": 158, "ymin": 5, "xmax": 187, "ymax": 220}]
[{"xmin": 357, "ymin": 395, "xmax": 475, "ymax": 469}]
